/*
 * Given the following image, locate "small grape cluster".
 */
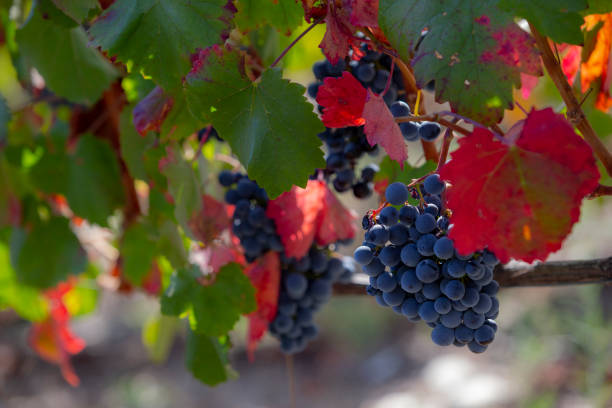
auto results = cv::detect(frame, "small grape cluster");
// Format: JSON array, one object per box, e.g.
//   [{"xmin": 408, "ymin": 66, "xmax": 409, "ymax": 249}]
[
  {"xmin": 269, "ymin": 249, "xmax": 355, "ymax": 354},
  {"xmin": 307, "ymin": 48, "xmax": 410, "ymax": 197},
  {"xmin": 316, "ymin": 128, "xmax": 379, "ymax": 197},
  {"xmin": 389, "ymin": 100, "xmax": 442, "ymax": 143},
  {"xmin": 354, "ymin": 174, "xmax": 500, "ymax": 353},
  {"xmin": 218, "ymin": 170, "xmax": 356, "ymax": 354},
  {"xmin": 219, "ymin": 170, "xmax": 284, "ymax": 262}
]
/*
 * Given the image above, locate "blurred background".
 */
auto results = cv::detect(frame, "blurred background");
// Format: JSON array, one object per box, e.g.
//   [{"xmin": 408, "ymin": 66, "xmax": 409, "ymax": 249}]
[{"xmin": 1, "ymin": 17, "xmax": 612, "ymax": 408}]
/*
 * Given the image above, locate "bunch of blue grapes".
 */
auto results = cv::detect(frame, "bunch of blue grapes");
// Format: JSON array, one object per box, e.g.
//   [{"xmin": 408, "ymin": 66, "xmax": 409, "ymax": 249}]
[
  {"xmin": 307, "ymin": 47, "xmax": 410, "ymax": 198},
  {"xmin": 269, "ymin": 248, "xmax": 355, "ymax": 354},
  {"xmin": 218, "ymin": 170, "xmax": 284, "ymax": 262},
  {"xmin": 219, "ymin": 170, "xmax": 356, "ymax": 353},
  {"xmin": 354, "ymin": 174, "xmax": 500, "ymax": 353}
]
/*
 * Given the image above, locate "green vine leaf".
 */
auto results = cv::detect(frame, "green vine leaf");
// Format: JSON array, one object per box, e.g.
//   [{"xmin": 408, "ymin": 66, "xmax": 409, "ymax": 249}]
[
  {"xmin": 161, "ymin": 263, "xmax": 256, "ymax": 337},
  {"xmin": 186, "ymin": 330, "xmax": 235, "ymax": 385},
  {"xmin": 121, "ymin": 220, "xmax": 158, "ymax": 285},
  {"xmin": 51, "ymin": 0, "xmax": 100, "ymax": 22},
  {"xmin": 184, "ymin": 49, "xmax": 325, "ymax": 198},
  {"xmin": 30, "ymin": 134, "xmax": 126, "ymax": 226},
  {"xmin": 379, "ymin": 0, "xmax": 542, "ymax": 124},
  {"xmin": 16, "ymin": 1, "xmax": 118, "ymax": 104},
  {"xmin": 89, "ymin": 0, "xmax": 232, "ymax": 91},
  {"xmin": 499, "ymin": 0, "xmax": 588, "ymax": 45},
  {"xmin": 10, "ymin": 217, "xmax": 87, "ymax": 288},
  {"xmin": 235, "ymin": 0, "xmax": 304, "ymax": 35},
  {"xmin": 0, "ymin": 242, "xmax": 48, "ymax": 321}
]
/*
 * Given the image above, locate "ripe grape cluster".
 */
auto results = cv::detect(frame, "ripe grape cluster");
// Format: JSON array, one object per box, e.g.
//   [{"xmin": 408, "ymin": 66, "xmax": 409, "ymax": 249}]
[
  {"xmin": 307, "ymin": 46, "xmax": 409, "ymax": 198},
  {"xmin": 354, "ymin": 174, "xmax": 500, "ymax": 353},
  {"xmin": 219, "ymin": 170, "xmax": 283, "ymax": 262},
  {"xmin": 269, "ymin": 249, "xmax": 355, "ymax": 354},
  {"xmin": 219, "ymin": 171, "xmax": 355, "ymax": 354}
]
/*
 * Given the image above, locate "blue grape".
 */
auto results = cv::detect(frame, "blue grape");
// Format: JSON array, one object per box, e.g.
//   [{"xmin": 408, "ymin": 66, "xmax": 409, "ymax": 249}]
[
  {"xmin": 436, "ymin": 216, "xmax": 450, "ymax": 231},
  {"xmin": 440, "ymin": 310, "xmax": 462, "ymax": 328},
  {"xmin": 400, "ymin": 122, "xmax": 420, "ymax": 141},
  {"xmin": 431, "ymin": 324, "xmax": 454, "ymax": 346},
  {"xmin": 468, "ymin": 341, "xmax": 487, "ymax": 353},
  {"xmin": 417, "ymin": 234, "xmax": 437, "ymax": 256},
  {"xmin": 454, "ymin": 324, "xmax": 474, "ymax": 344},
  {"xmin": 399, "ymin": 205, "xmax": 419, "ymax": 225},
  {"xmin": 419, "ymin": 122, "xmax": 441, "ymax": 141},
  {"xmin": 443, "ymin": 280, "xmax": 465, "ymax": 301},
  {"xmin": 473, "ymin": 293, "xmax": 492, "ymax": 314},
  {"xmin": 485, "ymin": 297, "xmax": 499, "ymax": 319},
  {"xmin": 379, "ymin": 245, "xmax": 401, "ymax": 267},
  {"xmin": 368, "ymin": 224, "xmax": 389, "ymax": 246},
  {"xmin": 355, "ymin": 63, "xmax": 376, "ymax": 82},
  {"xmin": 460, "ymin": 288, "xmax": 480, "ymax": 308},
  {"xmin": 415, "ymin": 259, "xmax": 439, "ymax": 283},
  {"xmin": 379, "ymin": 206, "xmax": 399, "ymax": 226},
  {"xmin": 354, "ymin": 246, "xmax": 374, "ymax": 265},
  {"xmin": 218, "ymin": 170, "xmax": 236, "ymax": 187},
  {"xmin": 463, "ymin": 310, "xmax": 485, "ymax": 329},
  {"xmin": 423, "ymin": 174, "xmax": 445, "ymax": 195},
  {"xmin": 376, "ymin": 272, "xmax": 397, "ymax": 293},
  {"xmin": 375, "ymin": 293, "xmax": 388, "ymax": 307},
  {"xmin": 422, "ymin": 282, "xmax": 442, "ymax": 300},
  {"xmin": 383, "ymin": 287, "xmax": 406, "ymax": 306},
  {"xmin": 363, "ymin": 258, "xmax": 385, "ymax": 277},
  {"xmin": 273, "ymin": 314, "xmax": 294, "ymax": 334},
  {"xmin": 385, "ymin": 183, "xmax": 409, "ymax": 205},
  {"xmin": 285, "ymin": 273, "xmax": 308, "ymax": 299},
  {"xmin": 400, "ymin": 243, "xmax": 421, "ymax": 267},
  {"xmin": 390, "ymin": 101, "xmax": 411, "ymax": 117},
  {"xmin": 423, "ymin": 203, "xmax": 439, "ymax": 217},
  {"xmin": 418, "ymin": 301, "xmax": 439, "ymax": 323},
  {"xmin": 447, "ymin": 259, "xmax": 466, "ymax": 278},
  {"xmin": 474, "ymin": 325, "xmax": 495, "ymax": 345},
  {"xmin": 433, "ymin": 237, "xmax": 454, "ymax": 259},
  {"xmin": 401, "ymin": 297, "xmax": 420, "ymax": 318},
  {"xmin": 415, "ymin": 213, "xmax": 436, "ymax": 233},
  {"xmin": 400, "ymin": 269, "xmax": 423, "ymax": 293},
  {"xmin": 482, "ymin": 281, "xmax": 499, "ymax": 296},
  {"xmin": 434, "ymin": 296, "xmax": 452, "ymax": 314},
  {"xmin": 389, "ymin": 224, "xmax": 410, "ymax": 246}
]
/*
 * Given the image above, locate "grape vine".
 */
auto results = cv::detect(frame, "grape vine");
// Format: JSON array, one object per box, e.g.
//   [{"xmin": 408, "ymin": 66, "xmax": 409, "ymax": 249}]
[{"xmin": 0, "ymin": 0, "xmax": 611, "ymax": 390}]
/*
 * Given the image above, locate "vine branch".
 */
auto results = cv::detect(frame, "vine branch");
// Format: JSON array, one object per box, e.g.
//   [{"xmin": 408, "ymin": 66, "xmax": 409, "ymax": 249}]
[
  {"xmin": 333, "ymin": 257, "xmax": 612, "ymax": 294},
  {"xmin": 270, "ymin": 18, "xmax": 323, "ymax": 68},
  {"xmin": 395, "ymin": 114, "xmax": 472, "ymax": 137},
  {"xmin": 529, "ymin": 24, "xmax": 612, "ymax": 177}
]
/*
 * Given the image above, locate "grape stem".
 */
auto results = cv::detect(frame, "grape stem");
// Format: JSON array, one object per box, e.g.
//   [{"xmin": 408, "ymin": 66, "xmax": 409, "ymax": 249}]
[
  {"xmin": 529, "ymin": 24, "xmax": 612, "ymax": 178},
  {"xmin": 270, "ymin": 17, "xmax": 323, "ymax": 69},
  {"xmin": 589, "ymin": 184, "xmax": 612, "ymax": 198},
  {"xmin": 436, "ymin": 125, "xmax": 454, "ymax": 170},
  {"xmin": 333, "ymin": 256, "xmax": 612, "ymax": 294}
]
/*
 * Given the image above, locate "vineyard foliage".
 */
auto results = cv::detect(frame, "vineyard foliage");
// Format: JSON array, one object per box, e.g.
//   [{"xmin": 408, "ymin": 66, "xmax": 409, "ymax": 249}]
[{"xmin": 0, "ymin": 0, "xmax": 611, "ymax": 386}]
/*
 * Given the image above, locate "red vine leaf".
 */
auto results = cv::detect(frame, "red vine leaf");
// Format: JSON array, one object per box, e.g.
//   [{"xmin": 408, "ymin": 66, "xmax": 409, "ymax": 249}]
[
  {"xmin": 439, "ymin": 108, "xmax": 600, "ymax": 263},
  {"xmin": 188, "ymin": 195, "xmax": 232, "ymax": 245},
  {"xmin": 315, "ymin": 184, "xmax": 357, "ymax": 245},
  {"xmin": 350, "ymin": 0, "xmax": 379, "ymax": 27},
  {"xmin": 245, "ymin": 251, "xmax": 281, "ymax": 361},
  {"xmin": 29, "ymin": 281, "xmax": 86, "ymax": 387},
  {"xmin": 316, "ymin": 72, "xmax": 367, "ymax": 128},
  {"xmin": 266, "ymin": 180, "xmax": 355, "ymax": 259},
  {"xmin": 133, "ymin": 86, "xmax": 174, "ymax": 137},
  {"xmin": 363, "ymin": 89, "xmax": 407, "ymax": 165},
  {"xmin": 266, "ymin": 180, "xmax": 326, "ymax": 259}
]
